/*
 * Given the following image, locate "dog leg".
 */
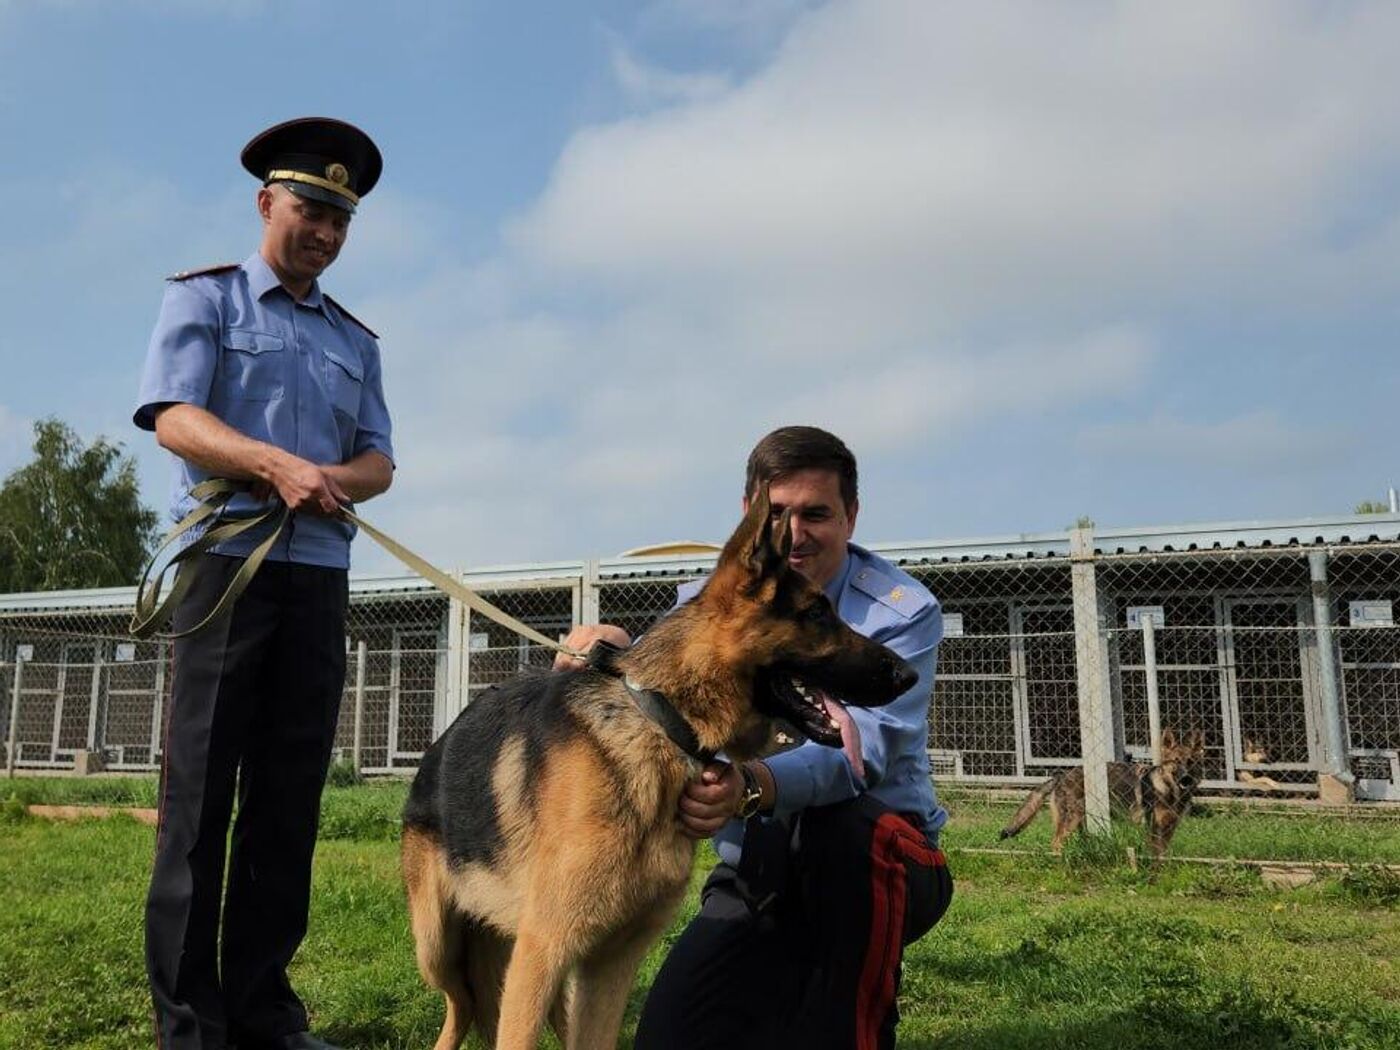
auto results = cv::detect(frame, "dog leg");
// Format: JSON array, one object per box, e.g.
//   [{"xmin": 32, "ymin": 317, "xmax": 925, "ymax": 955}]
[
  {"xmin": 403, "ymin": 829, "xmax": 476, "ymax": 1050},
  {"xmin": 565, "ymin": 897, "xmax": 683, "ymax": 1050},
  {"xmin": 494, "ymin": 926, "xmax": 571, "ymax": 1050}
]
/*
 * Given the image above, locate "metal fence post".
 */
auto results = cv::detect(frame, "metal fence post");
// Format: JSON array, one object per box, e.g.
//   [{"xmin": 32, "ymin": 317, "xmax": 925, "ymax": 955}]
[
  {"xmin": 352, "ymin": 640, "xmax": 367, "ymax": 777},
  {"xmin": 1142, "ymin": 615, "xmax": 1163, "ymax": 765},
  {"xmin": 87, "ymin": 647, "xmax": 105, "ymax": 757},
  {"xmin": 443, "ymin": 584, "xmax": 466, "ymax": 732},
  {"xmin": 6, "ymin": 654, "xmax": 25, "ymax": 778},
  {"xmin": 1070, "ymin": 527, "xmax": 1113, "ymax": 833},
  {"xmin": 581, "ymin": 560, "xmax": 601, "ymax": 628},
  {"xmin": 1308, "ymin": 550, "xmax": 1354, "ymax": 801}
]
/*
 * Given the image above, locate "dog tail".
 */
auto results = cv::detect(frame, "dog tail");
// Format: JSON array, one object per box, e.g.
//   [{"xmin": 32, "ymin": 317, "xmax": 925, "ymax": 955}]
[{"xmin": 1000, "ymin": 778, "xmax": 1056, "ymax": 840}]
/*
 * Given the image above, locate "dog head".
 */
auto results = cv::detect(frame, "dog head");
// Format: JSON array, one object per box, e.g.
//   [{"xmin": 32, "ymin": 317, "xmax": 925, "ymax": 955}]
[
  {"xmin": 1241, "ymin": 736, "xmax": 1271, "ymax": 765},
  {"xmin": 1157, "ymin": 727, "xmax": 1206, "ymax": 790},
  {"xmin": 1159, "ymin": 727, "xmax": 1206, "ymax": 765},
  {"xmin": 698, "ymin": 486, "xmax": 918, "ymax": 748}
]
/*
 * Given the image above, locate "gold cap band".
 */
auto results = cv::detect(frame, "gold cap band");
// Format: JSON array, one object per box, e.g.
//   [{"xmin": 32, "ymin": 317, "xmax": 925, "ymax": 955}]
[{"xmin": 265, "ymin": 169, "xmax": 361, "ymax": 206}]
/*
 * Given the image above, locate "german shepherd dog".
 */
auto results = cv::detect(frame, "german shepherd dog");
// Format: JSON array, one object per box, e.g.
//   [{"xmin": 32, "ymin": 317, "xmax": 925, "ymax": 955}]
[
  {"xmin": 401, "ymin": 490, "xmax": 916, "ymax": 1050},
  {"xmin": 1238, "ymin": 737, "xmax": 1284, "ymax": 791},
  {"xmin": 999, "ymin": 728, "xmax": 1206, "ymax": 860}
]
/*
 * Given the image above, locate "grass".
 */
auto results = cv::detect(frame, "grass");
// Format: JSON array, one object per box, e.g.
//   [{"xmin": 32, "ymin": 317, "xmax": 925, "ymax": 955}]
[{"xmin": 1, "ymin": 780, "xmax": 1398, "ymax": 1049}]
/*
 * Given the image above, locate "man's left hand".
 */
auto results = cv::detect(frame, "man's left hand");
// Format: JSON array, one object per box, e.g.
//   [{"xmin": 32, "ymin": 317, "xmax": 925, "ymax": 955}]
[{"xmin": 677, "ymin": 761, "xmax": 743, "ymax": 839}]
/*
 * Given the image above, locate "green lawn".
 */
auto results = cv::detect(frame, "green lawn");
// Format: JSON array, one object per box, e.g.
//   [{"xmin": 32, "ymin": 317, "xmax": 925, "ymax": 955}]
[{"xmin": 2, "ymin": 781, "xmax": 1398, "ymax": 1049}]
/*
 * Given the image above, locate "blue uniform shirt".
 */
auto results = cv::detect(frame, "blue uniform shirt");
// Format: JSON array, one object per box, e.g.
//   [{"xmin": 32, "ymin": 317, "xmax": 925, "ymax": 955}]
[
  {"xmin": 134, "ymin": 253, "xmax": 394, "ymax": 569},
  {"xmin": 677, "ymin": 543, "xmax": 947, "ymax": 865}
]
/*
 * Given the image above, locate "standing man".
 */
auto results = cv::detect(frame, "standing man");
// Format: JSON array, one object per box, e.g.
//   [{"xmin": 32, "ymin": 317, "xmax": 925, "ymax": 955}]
[
  {"xmin": 134, "ymin": 117, "xmax": 394, "ymax": 1050},
  {"xmin": 562, "ymin": 425, "xmax": 953, "ymax": 1049}
]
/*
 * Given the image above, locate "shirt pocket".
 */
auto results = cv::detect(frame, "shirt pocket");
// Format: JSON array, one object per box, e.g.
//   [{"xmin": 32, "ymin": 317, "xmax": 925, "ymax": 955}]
[
  {"xmin": 220, "ymin": 330, "xmax": 286, "ymax": 401},
  {"xmin": 322, "ymin": 346, "xmax": 364, "ymax": 421}
]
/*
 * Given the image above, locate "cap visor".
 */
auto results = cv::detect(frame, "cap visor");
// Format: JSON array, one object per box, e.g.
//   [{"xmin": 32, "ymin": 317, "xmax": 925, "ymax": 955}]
[{"xmin": 280, "ymin": 180, "xmax": 356, "ymax": 213}]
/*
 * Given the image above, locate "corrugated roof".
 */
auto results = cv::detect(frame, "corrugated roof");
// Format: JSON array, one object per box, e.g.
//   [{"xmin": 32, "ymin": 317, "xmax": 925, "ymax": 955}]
[{"xmin": 2, "ymin": 513, "xmax": 1397, "ymax": 611}]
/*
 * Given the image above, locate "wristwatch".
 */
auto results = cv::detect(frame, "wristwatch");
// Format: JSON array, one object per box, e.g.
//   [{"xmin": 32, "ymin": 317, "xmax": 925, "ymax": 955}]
[{"xmin": 735, "ymin": 763, "xmax": 763, "ymax": 819}]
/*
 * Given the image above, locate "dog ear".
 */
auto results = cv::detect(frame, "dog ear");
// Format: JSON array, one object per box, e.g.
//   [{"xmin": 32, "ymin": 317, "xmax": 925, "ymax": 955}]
[
  {"xmin": 1160, "ymin": 727, "xmax": 1177, "ymax": 751},
  {"xmin": 717, "ymin": 485, "xmax": 790, "ymax": 583}
]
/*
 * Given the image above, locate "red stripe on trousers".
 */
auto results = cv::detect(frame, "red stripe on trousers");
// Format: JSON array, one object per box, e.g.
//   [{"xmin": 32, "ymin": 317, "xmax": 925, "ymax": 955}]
[{"xmin": 855, "ymin": 815, "xmax": 945, "ymax": 1050}]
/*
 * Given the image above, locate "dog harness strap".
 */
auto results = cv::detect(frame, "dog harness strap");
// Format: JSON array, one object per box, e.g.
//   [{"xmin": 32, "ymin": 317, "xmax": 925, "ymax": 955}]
[{"xmin": 622, "ymin": 676, "xmax": 714, "ymax": 763}]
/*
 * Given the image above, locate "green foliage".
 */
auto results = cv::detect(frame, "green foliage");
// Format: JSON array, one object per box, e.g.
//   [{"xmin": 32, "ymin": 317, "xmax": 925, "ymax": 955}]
[
  {"xmin": 0, "ymin": 794, "xmax": 28, "ymax": 825},
  {"xmin": 325, "ymin": 757, "xmax": 365, "ymax": 789},
  {"xmin": 1336, "ymin": 864, "xmax": 1400, "ymax": 907},
  {"xmin": 0, "ymin": 418, "xmax": 159, "ymax": 591},
  {"xmin": 1355, "ymin": 499, "xmax": 1392, "ymax": 514}
]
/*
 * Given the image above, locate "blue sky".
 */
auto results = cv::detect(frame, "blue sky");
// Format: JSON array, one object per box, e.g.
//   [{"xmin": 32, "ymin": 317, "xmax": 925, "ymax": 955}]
[{"xmin": 1, "ymin": 0, "xmax": 1397, "ymax": 573}]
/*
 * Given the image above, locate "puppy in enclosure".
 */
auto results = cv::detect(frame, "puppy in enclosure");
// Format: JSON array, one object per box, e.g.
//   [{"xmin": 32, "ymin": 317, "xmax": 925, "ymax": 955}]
[
  {"xmin": 400, "ymin": 488, "xmax": 917, "ymax": 1050},
  {"xmin": 1237, "ymin": 737, "xmax": 1284, "ymax": 792},
  {"xmin": 998, "ymin": 728, "xmax": 1207, "ymax": 860}
]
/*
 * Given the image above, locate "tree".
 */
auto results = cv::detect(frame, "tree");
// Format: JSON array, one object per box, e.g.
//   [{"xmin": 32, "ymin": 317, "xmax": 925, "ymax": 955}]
[
  {"xmin": 1355, "ymin": 500, "xmax": 1392, "ymax": 515},
  {"xmin": 0, "ymin": 418, "xmax": 159, "ymax": 592}
]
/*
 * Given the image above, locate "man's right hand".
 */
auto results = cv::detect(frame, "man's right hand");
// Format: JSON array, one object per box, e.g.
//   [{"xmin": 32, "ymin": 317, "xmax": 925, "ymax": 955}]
[{"xmin": 552, "ymin": 624, "xmax": 633, "ymax": 670}]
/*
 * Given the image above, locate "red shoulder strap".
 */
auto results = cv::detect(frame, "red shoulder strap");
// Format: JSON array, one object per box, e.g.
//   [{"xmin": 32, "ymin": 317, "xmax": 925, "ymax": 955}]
[
  {"xmin": 324, "ymin": 293, "xmax": 379, "ymax": 339},
  {"xmin": 166, "ymin": 262, "xmax": 240, "ymax": 281}
]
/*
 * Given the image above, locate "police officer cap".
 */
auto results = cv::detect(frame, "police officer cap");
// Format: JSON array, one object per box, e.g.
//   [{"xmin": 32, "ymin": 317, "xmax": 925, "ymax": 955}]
[{"xmin": 241, "ymin": 117, "xmax": 382, "ymax": 214}]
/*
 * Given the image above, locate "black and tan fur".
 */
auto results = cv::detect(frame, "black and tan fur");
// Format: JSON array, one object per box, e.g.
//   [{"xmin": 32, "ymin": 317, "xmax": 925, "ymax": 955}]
[
  {"xmin": 401, "ymin": 491, "xmax": 916, "ymax": 1050},
  {"xmin": 999, "ymin": 728, "xmax": 1206, "ymax": 860}
]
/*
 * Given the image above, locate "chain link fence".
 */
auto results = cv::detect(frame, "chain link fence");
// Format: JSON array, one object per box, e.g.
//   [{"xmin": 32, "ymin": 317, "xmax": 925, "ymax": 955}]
[{"xmin": 4, "ymin": 527, "xmax": 1399, "ymax": 817}]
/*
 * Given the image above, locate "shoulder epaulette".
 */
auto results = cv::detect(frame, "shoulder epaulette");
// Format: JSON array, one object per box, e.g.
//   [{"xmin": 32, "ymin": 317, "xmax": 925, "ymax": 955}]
[
  {"xmin": 324, "ymin": 293, "xmax": 379, "ymax": 338},
  {"xmin": 166, "ymin": 262, "xmax": 239, "ymax": 282},
  {"xmin": 850, "ymin": 562, "xmax": 930, "ymax": 620}
]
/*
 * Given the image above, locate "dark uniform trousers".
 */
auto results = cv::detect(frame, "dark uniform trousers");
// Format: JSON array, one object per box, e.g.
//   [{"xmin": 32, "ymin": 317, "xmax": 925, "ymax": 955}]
[
  {"xmin": 636, "ymin": 794, "xmax": 953, "ymax": 1050},
  {"xmin": 146, "ymin": 553, "xmax": 348, "ymax": 1050}
]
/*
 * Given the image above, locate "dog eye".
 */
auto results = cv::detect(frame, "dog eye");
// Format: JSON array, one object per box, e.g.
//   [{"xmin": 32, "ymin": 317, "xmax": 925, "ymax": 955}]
[{"xmin": 803, "ymin": 603, "xmax": 828, "ymax": 623}]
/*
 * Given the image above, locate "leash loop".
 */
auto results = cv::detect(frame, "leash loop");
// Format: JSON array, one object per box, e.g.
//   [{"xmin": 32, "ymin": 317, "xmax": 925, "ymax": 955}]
[{"xmin": 129, "ymin": 478, "xmax": 586, "ymax": 659}]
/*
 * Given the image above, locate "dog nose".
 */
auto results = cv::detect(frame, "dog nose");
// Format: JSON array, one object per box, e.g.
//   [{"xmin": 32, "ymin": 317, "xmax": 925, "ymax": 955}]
[{"xmin": 892, "ymin": 659, "xmax": 917, "ymax": 695}]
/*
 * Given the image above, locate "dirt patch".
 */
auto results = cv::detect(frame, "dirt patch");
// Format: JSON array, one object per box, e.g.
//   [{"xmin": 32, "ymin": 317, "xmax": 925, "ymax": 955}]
[{"xmin": 26, "ymin": 804, "xmax": 158, "ymax": 827}]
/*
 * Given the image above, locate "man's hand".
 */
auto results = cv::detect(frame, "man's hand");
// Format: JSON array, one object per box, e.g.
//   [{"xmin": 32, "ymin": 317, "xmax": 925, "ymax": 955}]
[
  {"xmin": 677, "ymin": 761, "xmax": 745, "ymax": 840},
  {"xmin": 268, "ymin": 455, "xmax": 347, "ymax": 516},
  {"xmin": 552, "ymin": 624, "xmax": 633, "ymax": 670}
]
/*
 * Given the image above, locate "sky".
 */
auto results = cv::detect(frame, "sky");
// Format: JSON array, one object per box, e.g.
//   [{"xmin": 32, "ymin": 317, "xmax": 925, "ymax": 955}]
[{"xmin": 1, "ymin": 0, "xmax": 1397, "ymax": 574}]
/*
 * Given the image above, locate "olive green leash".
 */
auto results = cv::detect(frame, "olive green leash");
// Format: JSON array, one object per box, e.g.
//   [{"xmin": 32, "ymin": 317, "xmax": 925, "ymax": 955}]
[{"xmin": 130, "ymin": 479, "xmax": 583, "ymax": 658}]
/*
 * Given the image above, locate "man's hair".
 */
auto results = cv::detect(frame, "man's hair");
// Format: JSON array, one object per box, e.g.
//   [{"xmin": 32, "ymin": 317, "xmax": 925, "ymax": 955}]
[{"xmin": 745, "ymin": 426, "xmax": 858, "ymax": 510}]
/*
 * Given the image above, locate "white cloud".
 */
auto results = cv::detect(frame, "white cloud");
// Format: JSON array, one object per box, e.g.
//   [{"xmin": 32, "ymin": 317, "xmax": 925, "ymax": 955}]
[
  {"xmin": 639, "ymin": 0, "xmax": 821, "ymax": 45},
  {"xmin": 608, "ymin": 35, "xmax": 732, "ymax": 109}
]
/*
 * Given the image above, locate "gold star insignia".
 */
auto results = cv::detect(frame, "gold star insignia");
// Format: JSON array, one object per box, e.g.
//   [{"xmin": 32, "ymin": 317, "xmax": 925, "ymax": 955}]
[
  {"xmin": 325, "ymin": 162, "xmax": 350, "ymax": 186},
  {"xmin": 889, "ymin": 586, "xmax": 905, "ymax": 602}
]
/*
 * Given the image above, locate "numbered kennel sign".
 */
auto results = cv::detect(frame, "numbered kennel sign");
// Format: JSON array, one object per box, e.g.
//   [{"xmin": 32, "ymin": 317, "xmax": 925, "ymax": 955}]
[
  {"xmin": 1350, "ymin": 600, "xmax": 1394, "ymax": 628},
  {"xmin": 943, "ymin": 612, "xmax": 964, "ymax": 638},
  {"xmin": 1127, "ymin": 605, "xmax": 1166, "ymax": 630},
  {"xmin": 15, "ymin": 644, "xmax": 34, "ymax": 661},
  {"xmin": 114, "ymin": 643, "xmax": 137, "ymax": 663}
]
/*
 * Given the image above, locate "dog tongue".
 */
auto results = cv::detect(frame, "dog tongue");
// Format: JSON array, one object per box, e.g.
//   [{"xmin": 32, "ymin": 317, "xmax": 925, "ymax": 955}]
[{"xmin": 813, "ymin": 689, "xmax": 866, "ymax": 781}]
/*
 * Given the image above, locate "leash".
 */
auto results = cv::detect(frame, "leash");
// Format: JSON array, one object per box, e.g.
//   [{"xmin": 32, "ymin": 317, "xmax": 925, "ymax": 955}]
[{"xmin": 130, "ymin": 479, "xmax": 585, "ymax": 659}]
